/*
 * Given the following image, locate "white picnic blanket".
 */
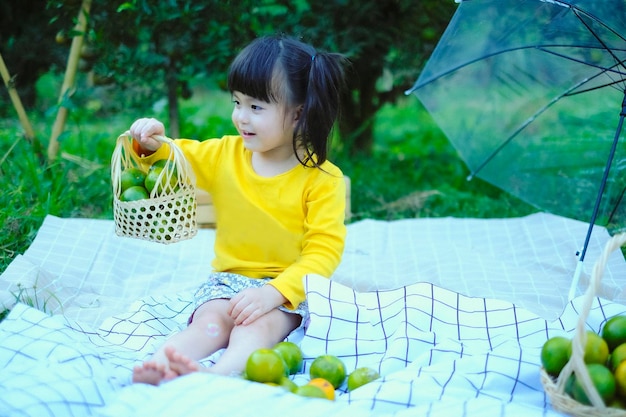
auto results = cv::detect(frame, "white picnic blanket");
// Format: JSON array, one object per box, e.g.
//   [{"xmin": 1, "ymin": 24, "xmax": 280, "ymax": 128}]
[{"xmin": 1, "ymin": 213, "xmax": 625, "ymax": 417}]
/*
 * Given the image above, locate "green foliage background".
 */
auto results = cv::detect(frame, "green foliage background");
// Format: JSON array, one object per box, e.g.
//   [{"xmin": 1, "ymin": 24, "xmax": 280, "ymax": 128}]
[{"xmin": 0, "ymin": 73, "xmax": 537, "ymax": 276}]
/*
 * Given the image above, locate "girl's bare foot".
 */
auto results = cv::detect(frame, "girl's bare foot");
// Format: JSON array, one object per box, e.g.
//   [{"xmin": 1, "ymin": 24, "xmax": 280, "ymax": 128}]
[
  {"xmin": 165, "ymin": 346, "xmax": 207, "ymax": 376},
  {"xmin": 132, "ymin": 361, "xmax": 169, "ymax": 385}
]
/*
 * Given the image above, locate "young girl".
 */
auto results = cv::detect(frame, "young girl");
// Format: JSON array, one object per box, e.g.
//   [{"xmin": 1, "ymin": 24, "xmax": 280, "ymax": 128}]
[{"xmin": 130, "ymin": 35, "xmax": 348, "ymax": 385}]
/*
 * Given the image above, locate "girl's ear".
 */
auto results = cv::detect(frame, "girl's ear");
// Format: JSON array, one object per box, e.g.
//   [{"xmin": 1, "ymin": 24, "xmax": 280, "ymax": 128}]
[{"xmin": 293, "ymin": 105, "xmax": 304, "ymax": 123}]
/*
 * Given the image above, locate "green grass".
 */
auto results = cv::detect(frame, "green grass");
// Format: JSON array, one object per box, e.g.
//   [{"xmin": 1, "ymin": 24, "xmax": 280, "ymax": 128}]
[{"xmin": 0, "ymin": 73, "xmax": 537, "ymax": 278}]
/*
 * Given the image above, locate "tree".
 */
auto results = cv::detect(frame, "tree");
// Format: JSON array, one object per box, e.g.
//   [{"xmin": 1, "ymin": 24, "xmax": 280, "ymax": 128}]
[
  {"xmin": 85, "ymin": 0, "xmax": 255, "ymax": 137},
  {"xmin": 272, "ymin": 0, "xmax": 457, "ymax": 154},
  {"xmin": 0, "ymin": 0, "xmax": 68, "ymax": 111},
  {"xmin": 87, "ymin": 0, "xmax": 456, "ymax": 151},
  {"xmin": 4, "ymin": 0, "xmax": 457, "ymax": 154}
]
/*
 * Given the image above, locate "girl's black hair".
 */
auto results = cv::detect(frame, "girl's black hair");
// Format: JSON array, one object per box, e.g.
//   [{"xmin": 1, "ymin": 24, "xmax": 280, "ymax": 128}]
[{"xmin": 227, "ymin": 35, "xmax": 348, "ymax": 167}]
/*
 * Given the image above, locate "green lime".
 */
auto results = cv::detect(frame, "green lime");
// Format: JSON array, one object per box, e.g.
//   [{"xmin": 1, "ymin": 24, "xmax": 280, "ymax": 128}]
[
  {"xmin": 245, "ymin": 348, "xmax": 288, "ymax": 384},
  {"xmin": 273, "ymin": 341, "xmax": 303, "ymax": 375},
  {"xmin": 120, "ymin": 185, "xmax": 149, "ymax": 201},
  {"xmin": 120, "ymin": 168, "xmax": 146, "ymax": 192},
  {"xmin": 541, "ymin": 336, "xmax": 571, "ymax": 377},
  {"xmin": 610, "ymin": 343, "xmax": 626, "ymax": 370},
  {"xmin": 309, "ymin": 355, "xmax": 346, "ymax": 389},
  {"xmin": 571, "ymin": 363, "xmax": 615, "ymax": 405},
  {"xmin": 144, "ymin": 166, "xmax": 178, "ymax": 194},
  {"xmin": 293, "ymin": 384, "xmax": 327, "ymax": 399},
  {"xmin": 602, "ymin": 315, "xmax": 626, "ymax": 352},
  {"xmin": 149, "ymin": 159, "xmax": 172, "ymax": 172},
  {"xmin": 347, "ymin": 367, "xmax": 380, "ymax": 391},
  {"xmin": 584, "ymin": 331, "xmax": 609, "ymax": 365}
]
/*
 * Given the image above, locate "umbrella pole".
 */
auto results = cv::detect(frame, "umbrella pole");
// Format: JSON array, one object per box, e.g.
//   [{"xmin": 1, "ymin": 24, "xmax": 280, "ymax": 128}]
[{"xmin": 568, "ymin": 90, "xmax": 626, "ymax": 301}]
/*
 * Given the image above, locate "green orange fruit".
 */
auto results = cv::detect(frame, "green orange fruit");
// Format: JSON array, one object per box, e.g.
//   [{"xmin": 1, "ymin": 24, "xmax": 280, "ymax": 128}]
[
  {"xmin": 602, "ymin": 315, "xmax": 626, "ymax": 352},
  {"xmin": 245, "ymin": 348, "xmax": 288, "ymax": 384},
  {"xmin": 347, "ymin": 367, "xmax": 380, "ymax": 391},
  {"xmin": 120, "ymin": 168, "xmax": 147, "ymax": 192},
  {"xmin": 309, "ymin": 355, "xmax": 346, "ymax": 389},
  {"xmin": 541, "ymin": 336, "xmax": 571, "ymax": 377},
  {"xmin": 120, "ymin": 185, "xmax": 149, "ymax": 202},
  {"xmin": 273, "ymin": 341, "xmax": 303, "ymax": 375}
]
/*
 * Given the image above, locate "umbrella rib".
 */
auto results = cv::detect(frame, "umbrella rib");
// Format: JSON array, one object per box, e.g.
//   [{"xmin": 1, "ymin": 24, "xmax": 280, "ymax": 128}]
[
  {"xmin": 536, "ymin": 46, "xmax": 626, "ymax": 79},
  {"xmin": 407, "ymin": 1, "xmax": 626, "ymax": 95},
  {"xmin": 535, "ymin": 46, "xmax": 626, "ymax": 92},
  {"xmin": 569, "ymin": 3, "xmax": 626, "ymax": 74},
  {"xmin": 406, "ymin": 45, "xmax": 625, "ymax": 95}
]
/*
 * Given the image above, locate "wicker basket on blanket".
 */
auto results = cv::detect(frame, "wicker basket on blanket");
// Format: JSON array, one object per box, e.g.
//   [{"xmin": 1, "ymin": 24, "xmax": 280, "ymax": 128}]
[
  {"xmin": 541, "ymin": 232, "xmax": 626, "ymax": 416},
  {"xmin": 111, "ymin": 131, "xmax": 197, "ymax": 244}
]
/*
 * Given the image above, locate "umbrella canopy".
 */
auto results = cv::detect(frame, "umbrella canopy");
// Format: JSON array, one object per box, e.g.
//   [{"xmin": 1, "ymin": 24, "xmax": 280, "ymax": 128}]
[{"xmin": 407, "ymin": 0, "xmax": 625, "ymax": 290}]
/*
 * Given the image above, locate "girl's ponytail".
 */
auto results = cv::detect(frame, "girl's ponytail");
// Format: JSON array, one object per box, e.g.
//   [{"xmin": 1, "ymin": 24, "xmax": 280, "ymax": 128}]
[{"xmin": 298, "ymin": 52, "xmax": 348, "ymax": 166}]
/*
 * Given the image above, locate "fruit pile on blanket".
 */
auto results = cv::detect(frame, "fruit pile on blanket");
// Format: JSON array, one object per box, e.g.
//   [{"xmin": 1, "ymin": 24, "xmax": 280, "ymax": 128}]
[{"xmin": 244, "ymin": 341, "xmax": 380, "ymax": 401}]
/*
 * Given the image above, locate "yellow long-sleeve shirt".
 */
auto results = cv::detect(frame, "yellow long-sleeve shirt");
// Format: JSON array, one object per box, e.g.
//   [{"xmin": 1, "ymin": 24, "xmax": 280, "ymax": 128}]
[{"xmin": 140, "ymin": 135, "xmax": 346, "ymax": 309}]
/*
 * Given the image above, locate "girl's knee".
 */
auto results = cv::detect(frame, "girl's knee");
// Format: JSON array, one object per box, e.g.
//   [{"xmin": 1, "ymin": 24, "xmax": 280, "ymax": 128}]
[{"xmin": 188, "ymin": 301, "xmax": 234, "ymax": 334}]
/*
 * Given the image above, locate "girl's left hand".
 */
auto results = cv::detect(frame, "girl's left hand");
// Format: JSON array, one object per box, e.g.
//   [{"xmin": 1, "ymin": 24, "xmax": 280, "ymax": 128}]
[{"xmin": 228, "ymin": 285, "xmax": 286, "ymax": 326}]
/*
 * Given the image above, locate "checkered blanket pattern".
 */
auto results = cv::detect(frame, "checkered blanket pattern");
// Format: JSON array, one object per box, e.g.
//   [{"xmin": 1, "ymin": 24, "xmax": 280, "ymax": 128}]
[{"xmin": 1, "ymin": 214, "xmax": 625, "ymax": 416}]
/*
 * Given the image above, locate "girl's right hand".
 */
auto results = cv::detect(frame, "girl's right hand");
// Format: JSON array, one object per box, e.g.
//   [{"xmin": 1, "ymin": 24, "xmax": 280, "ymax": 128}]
[{"xmin": 129, "ymin": 118, "xmax": 166, "ymax": 153}]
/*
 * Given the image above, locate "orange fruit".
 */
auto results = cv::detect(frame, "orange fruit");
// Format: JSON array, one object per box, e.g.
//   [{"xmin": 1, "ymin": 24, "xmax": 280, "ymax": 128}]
[
  {"xmin": 541, "ymin": 336, "xmax": 571, "ymax": 377},
  {"xmin": 120, "ymin": 185, "xmax": 149, "ymax": 201},
  {"xmin": 293, "ymin": 384, "xmax": 328, "ymax": 399},
  {"xmin": 571, "ymin": 363, "xmax": 615, "ymax": 405},
  {"xmin": 610, "ymin": 343, "xmax": 626, "ymax": 370},
  {"xmin": 584, "ymin": 331, "xmax": 609, "ymax": 365},
  {"xmin": 120, "ymin": 168, "xmax": 147, "ymax": 192},
  {"xmin": 347, "ymin": 367, "xmax": 380, "ymax": 391},
  {"xmin": 273, "ymin": 341, "xmax": 303, "ymax": 375},
  {"xmin": 245, "ymin": 348, "xmax": 288, "ymax": 384},
  {"xmin": 307, "ymin": 378, "xmax": 335, "ymax": 400},
  {"xmin": 603, "ymin": 315, "xmax": 626, "ymax": 352},
  {"xmin": 309, "ymin": 355, "xmax": 346, "ymax": 389},
  {"xmin": 615, "ymin": 360, "xmax": 626, "ymax": 398}
]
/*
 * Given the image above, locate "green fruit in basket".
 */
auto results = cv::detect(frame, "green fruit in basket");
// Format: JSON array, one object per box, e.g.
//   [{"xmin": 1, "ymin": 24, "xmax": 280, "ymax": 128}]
[
  {"xmin": 120, "ymin": 168, "xmax": 147, "ymax": 192},
  {"xmin": 541, "ymin": 336, "xmax": 571, "ymax": 377},
  {"xmin": 611, "ymin": 343, "xmax": 626, "ymax": 370},
  {"xmin": 602, "ymin": 315, "xmax": 626, "ymax": 352},
  {"xmin": 149, "ymin": 159, "xmax": 172, "ymax": 172},
  {"xmin": 584, "ymin": 331, "xmax": 609, "ymax": 365},
  {"xmin": 145, "ymin": 167, "xmax": 178, "ymax": 194},
  {"xmin": 570, "ymin": 363, "xmax": 615, "ymax": 405},
  {"xmin": 120, "ymin": 186, "xmax": 149, "ymax": 201}
]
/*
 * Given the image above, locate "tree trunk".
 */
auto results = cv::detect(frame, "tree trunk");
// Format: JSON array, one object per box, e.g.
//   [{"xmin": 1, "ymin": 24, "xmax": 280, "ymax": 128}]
[
  {"xmin": 340, "ymin": 60, "xmax": 380, "ymax": 155},
  {"xmin": 47, "ymin": 0, "xmax": 92, "ymax": 161}
]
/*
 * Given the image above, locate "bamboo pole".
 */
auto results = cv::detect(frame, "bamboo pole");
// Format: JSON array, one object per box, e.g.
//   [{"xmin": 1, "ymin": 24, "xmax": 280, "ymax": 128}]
[
  {"xmin": 0, "ymin": 53, "xmax": 36, "ymax": 141},
  {"xmin": 47, "ymin": 0, "xmax": 92, "ymax": 161}
]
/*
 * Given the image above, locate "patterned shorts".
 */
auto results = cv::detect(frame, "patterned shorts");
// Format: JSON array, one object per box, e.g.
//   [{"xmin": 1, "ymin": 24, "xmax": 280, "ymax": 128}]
[{"xmin": 189, "ymin": 272, "xmax": 309, "ymax": 323}]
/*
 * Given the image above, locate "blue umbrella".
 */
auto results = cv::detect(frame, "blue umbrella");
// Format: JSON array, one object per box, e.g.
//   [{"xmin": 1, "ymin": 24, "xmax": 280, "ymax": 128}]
[{"xmin": 406, "ymin": 0, "xmax": 626, "ymax": 299}]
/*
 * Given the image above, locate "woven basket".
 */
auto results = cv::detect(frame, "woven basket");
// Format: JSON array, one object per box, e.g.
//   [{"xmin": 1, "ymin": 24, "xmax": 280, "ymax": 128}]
[
  {"xmin": 111, "ymin": 132, "xmax": 197, "ymax": 244},
  {"xmin": 541, "ymin": 232, "xmax": 626, "ymax": 416}
]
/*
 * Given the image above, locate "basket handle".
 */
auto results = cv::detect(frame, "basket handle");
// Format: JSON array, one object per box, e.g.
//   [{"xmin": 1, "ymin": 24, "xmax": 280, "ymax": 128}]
[
  {"xmin": 111, "ymin": 131, "xmax": 196, "ymax": 198},
  {"xmin": 556, "ymin": 232, "xmax": 626, "ymax": 407}
]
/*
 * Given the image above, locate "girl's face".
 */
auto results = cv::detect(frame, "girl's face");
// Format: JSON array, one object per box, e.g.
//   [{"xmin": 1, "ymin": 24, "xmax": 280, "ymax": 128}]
[{"xmin": 231, "ymin": 91, "xmax": 298, "ymax": 161}]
